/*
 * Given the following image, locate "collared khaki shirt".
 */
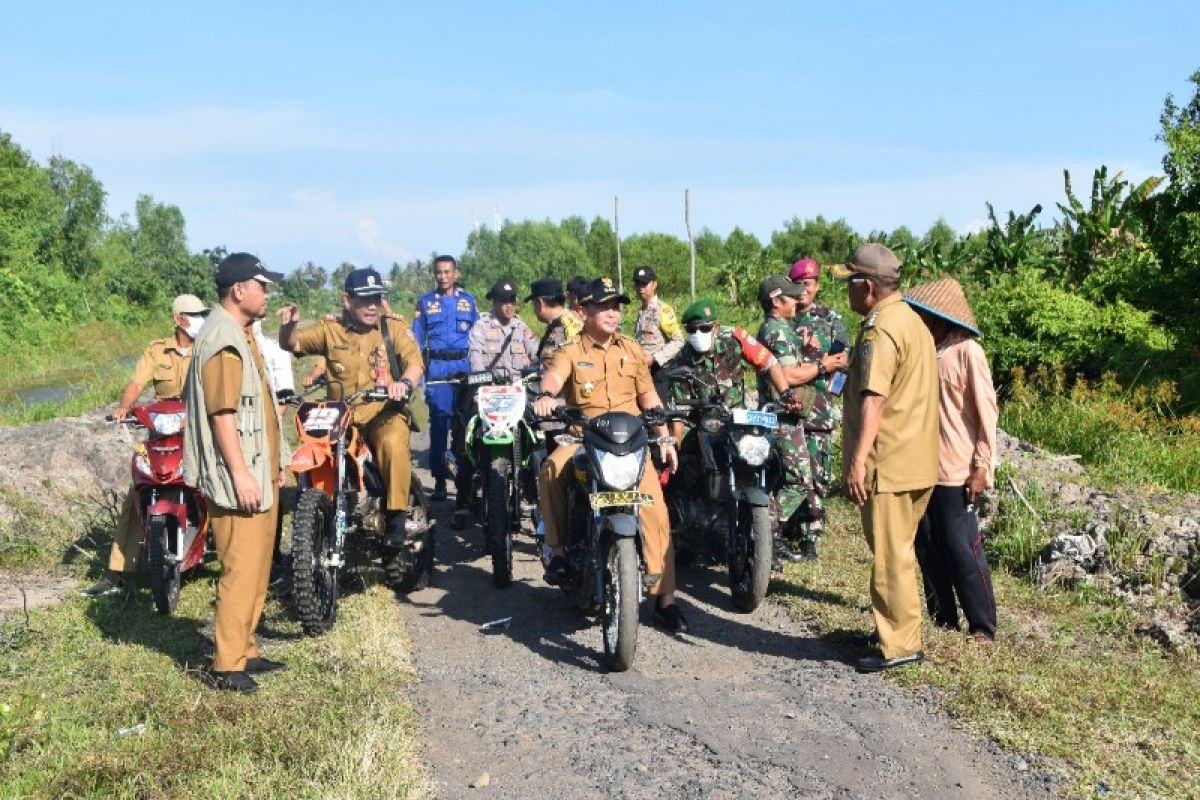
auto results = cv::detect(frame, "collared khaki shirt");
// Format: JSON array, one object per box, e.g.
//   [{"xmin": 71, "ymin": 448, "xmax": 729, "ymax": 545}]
[
  {"xmin": 843, "ymin": 293, "xmax": 939, "ymax": 493},
  {"xmin": 291, "ymin": 316, "xmax": 424, "ymax": 427},
  {"xmin": 546, "ymin": 333, "xmax": 654, "ymax": 418},
  {"xmin": 633, "ymin": 296, "xmax": 684, "ymax": 366},
  {"xmin": 129, "ymin": 336, "xmax": 193, "ymax": 400}
]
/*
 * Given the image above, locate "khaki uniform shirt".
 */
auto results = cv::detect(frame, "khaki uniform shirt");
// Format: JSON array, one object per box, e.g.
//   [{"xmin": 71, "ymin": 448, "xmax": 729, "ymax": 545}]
[
  {"xmin": 633, "ymin": 296, "xmax": 684, "ymax": 366},
  {"xmin": 129, "ymin": 336, "xmax": 193, "ymax": 400},
  {"xmin": 467, "ymin": 313, "xmax": 538, "ymax": 374},
  {"xmin": 201, "ymin": 329, "xmax": 282, "ymax": 482},
  {"xmin": 291, "ymin": 316, "xmax": 424, "ymax": 427},
  {"xmin": 546, "ymin": 334, "xmax": 653, "ymax": 419},
  {"xmin": 843, "ymin": 293, "xmax": 939, "ymax": 493}
]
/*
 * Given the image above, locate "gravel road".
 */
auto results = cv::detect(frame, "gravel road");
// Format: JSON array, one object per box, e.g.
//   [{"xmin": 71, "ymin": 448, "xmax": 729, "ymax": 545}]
[{"xmin": 400, "ymin": 432, "xmax": 1056, "ymax": 799}]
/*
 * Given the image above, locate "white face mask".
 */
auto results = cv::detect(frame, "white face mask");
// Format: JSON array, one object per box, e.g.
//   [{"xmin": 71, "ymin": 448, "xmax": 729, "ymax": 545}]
[
  {"xmin": 180, "ymin": 314, "xmax": 205, "ymax": 340},
  {"xmin": 688, "ymin": 329, "xmax": 714, "ymax": 353}
]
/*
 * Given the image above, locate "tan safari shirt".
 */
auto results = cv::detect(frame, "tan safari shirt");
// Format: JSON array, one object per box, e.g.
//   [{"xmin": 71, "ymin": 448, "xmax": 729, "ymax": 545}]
[
  {"xmin": 129, "ymin": 337, "xmax": 193, "ymax": 400},
  {"xmin": 546, "ymin": 333, "xmax": 654, "ymax": 419},
  {"xmin": 843, "ymin": 293, "xmax": 939, "ymax": 493},
  {"xmin": 291, "ymin": 316, "xmax": 424, "ymax": 427}
]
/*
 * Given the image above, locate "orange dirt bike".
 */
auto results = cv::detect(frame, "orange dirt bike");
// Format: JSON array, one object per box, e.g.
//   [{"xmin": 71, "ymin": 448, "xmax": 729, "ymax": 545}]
[{"xmin": 286, "ymin": 387, "xmax": 434, "ymax": 635}]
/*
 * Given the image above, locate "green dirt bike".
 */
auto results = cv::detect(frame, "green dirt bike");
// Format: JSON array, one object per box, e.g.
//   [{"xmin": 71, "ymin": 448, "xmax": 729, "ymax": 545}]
[{"xmin": 456, "ymin": 368, "xmax": 544, "ymax": 588}]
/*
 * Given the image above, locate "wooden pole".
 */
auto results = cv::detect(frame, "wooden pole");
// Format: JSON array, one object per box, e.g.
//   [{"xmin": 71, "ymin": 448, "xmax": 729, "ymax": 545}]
[
  {"xmin": 614, "ymin": 195, "xmax": 623, "ymax": 292},
  {"xmin": 685, "ymin": 189, "xmax": 696, "ymax": 299}
]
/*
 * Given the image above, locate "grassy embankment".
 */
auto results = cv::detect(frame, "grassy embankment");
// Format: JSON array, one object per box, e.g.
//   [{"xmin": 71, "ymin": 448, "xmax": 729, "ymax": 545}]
[
  {"xmin": 0, "ymin": 493, "xmax": 430, "ymax": 798},
  {"xmin": 775, "ymin": 465, "xmax": 1199, "ymax": 799}
]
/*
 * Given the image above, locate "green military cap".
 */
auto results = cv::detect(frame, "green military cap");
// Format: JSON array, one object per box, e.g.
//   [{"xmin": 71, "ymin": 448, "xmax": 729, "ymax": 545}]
[{"xmin": 681, "ymin": 298, "xmax": 719, "ymax": 325}]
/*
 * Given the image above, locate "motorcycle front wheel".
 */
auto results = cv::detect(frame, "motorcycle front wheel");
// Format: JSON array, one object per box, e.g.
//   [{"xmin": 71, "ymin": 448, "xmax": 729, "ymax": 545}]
[
  {"xmin": 291, "ymin": 489, "xmax": 338, "ymax": 635},
  {"xmin": 146, "ymin": 515, "xmax": 181, "ymax": 615},
  {"xmin": 602, "ymin": 536, "xmax": 640, "ymax": 672},
  {"xmin": 486, "ymin": 457, "xmax": 514, "ymax": 588},
  {"xmin": 729, "ymin": 504, "xmax": 773, "ymax": 612}
]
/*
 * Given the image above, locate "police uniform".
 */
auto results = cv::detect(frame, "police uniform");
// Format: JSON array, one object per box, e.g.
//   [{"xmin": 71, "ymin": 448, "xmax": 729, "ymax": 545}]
[
  {"xmin": 837, "ymin": 244, "xmax": 939, "ymax": 664},
  {"xmin": 291, "ymin": 314, "xmax": 424, "ymax": 512},
  {"xmin": 538, "ymin": 306, "xmax": 675, "ymax": 596},
  {"xmin": 413, "ymin": 284, "xmax": 478, "ymax": 486},
  {"xmin": 108, "ymin": 336, "xmax": 194, "ymax": 574},
  {"xmin": 467, "ymin": 313, "xmax": 538, "ymax": 374}
]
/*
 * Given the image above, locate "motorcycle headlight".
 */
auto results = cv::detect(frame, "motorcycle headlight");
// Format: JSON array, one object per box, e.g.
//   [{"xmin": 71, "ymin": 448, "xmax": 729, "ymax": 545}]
[
  {"xmin": 735, "ymin": 433, "xmax": 771, "ymax": 467},
  {"xmin": 595, "ymin": 450, "xmax": 644, "ymax": 491},
  {"xmin": 149, "ymin": 411, "xmax": 185, "ymax": 436}
]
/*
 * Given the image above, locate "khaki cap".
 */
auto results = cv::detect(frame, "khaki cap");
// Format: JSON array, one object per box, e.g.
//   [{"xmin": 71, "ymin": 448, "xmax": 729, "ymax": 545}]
[
  {"xmin": 831, "ymin": 243, "xmax": 902, "ymax": 280},
  {"xmin": 171, "ymin": 294, "xmax": 209, "ymax": 315}
]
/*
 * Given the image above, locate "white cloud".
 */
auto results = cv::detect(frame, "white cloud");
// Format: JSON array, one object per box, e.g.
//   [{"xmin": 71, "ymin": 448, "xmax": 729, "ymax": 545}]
[{"xmin": 356, "ymin": 218, "xmax": 413, "ymax": 265}]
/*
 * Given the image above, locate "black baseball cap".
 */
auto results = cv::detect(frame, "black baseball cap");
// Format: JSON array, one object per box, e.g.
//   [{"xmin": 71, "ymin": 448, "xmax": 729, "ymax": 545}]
[
  {"xmin": 583, "ymin": 276, "xmax": 630, "ymax": 305},
  {"xmin": 215, "ymin": 252, "xmax": 283, "ymax": 289},
  {"xmin": 345, "ymin": 267, "xmax": 386, "ymax": 297},
  {"xmin": 632, "ymin": 266, "xmax": 656, "ymax": 285},
  {"xmin": 526, "ymin": 277, "xmax": 564, "ymax": 301},
  {"xmin": 486, "ymin": 279, "xmax": 518, "ymax": 302}
]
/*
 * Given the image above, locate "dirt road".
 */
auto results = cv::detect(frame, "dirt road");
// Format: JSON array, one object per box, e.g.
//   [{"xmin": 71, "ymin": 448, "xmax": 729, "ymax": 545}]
[{"xmin": 400, "ymin": 432, "xmax": 1052, "ymax": 799}]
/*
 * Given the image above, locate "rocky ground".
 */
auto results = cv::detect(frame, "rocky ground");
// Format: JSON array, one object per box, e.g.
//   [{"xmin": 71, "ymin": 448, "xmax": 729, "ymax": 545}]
[{"xmin": 402, "ymin": 431, "xmax": 1057, "ymax": 799}]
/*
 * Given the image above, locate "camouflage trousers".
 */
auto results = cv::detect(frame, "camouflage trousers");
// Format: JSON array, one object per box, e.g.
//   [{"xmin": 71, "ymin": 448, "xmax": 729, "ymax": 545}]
[
  {"xmin": 797, "ymin": 430, "xmax": 834, "ymax": 542},
  {"xmin": 772, "ymin": 422, "xmax": 813, "ymax": 538}
]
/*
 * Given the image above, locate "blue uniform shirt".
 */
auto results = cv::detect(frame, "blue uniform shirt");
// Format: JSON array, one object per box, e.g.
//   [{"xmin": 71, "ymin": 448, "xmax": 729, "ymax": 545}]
[{"xmin": 412, "ymin": 286, "xmax": 478, "ymax": 380}]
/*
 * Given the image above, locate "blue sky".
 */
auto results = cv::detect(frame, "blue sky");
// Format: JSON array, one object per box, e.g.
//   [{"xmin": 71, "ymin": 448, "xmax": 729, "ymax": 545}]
[{"xmin": 3, "ymin": 2, "xmax": 1198, "ymax": 272}]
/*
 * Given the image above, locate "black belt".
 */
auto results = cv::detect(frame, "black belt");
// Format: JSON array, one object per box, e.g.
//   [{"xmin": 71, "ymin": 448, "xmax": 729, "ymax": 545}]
[{"xmin": 425, "ymin": 348, "xmax": 468, "ymax": 361}]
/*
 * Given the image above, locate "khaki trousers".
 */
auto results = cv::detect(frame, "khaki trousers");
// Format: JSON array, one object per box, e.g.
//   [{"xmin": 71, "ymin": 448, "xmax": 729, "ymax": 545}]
[
  {"xmin": 538, "ymin": 443, "xmax": 675, "ymax": 595},
  {"xmin": 108, "ymin": 487, "xmax": 143, "ymax": 573},
  {"xmin": 860, "ymin": 486, "xmax": 934, "ymax": 660},
  {"xmin": 361, "ymin": 411, "xmax": 412, "ymax": 511},
  {"xmin": 211, "ymin": 486, "xmax": 279, "ymax": 672}
]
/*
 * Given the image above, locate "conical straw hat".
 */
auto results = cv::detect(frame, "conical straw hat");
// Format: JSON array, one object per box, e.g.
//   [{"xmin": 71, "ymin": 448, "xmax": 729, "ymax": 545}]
[{"xmin": 902, "ymin": 278, "xmax": 980, "ymax": 337}]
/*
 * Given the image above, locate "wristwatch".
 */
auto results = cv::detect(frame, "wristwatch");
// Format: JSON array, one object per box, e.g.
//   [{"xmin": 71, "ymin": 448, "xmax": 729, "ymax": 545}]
[
  {"xmin": 399, "ymin": 377, "xmax": 414, "ymax": 392},
  {"xmin": 817, "ymin": 362, "xmax": 829, "ymax": 378}
]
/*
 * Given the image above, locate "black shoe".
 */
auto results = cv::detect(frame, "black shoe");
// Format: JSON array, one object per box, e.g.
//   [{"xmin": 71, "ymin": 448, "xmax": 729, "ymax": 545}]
[
  {"xmin": 382, "ymin": 511, "xmax": 408, "ymax": 549},
  {"xmin": 244, "ymin": 657, "xmax": 288, "ymax": 674},
  {"xmin": 773, "ymin": 539, "xmax": 803, "ymax": 564},
  {"xmin": 856, "ymin": 651, "xmax": 924, "ymax": 673},
  {"xmin": 799, "ymin": 539, "xmax": 819, "ymax": 560},
  {"xmin": 207, "ymin": 669, "xmax": 259, "ymax": 693},
  {"xmin": 850, "ymin": 631, "xmax": 881, "ymax": 648},
  {"xmin": 653, "ymin": 602, "xmax": 689, "ymax": 634},
  {"xmin": 430, "ymin": 482, "xmax": 448, "ymax": 502},
  {"xmin": 544, "ymin": 555, "xmax": 569, "ymax": 586},
  {"xmin": 82, "ymin": 572, "xmax": 124, "ymax": 597},
  {"xmin": 451, "ymin": 508, "xmax": 469, "ymax": 530}
]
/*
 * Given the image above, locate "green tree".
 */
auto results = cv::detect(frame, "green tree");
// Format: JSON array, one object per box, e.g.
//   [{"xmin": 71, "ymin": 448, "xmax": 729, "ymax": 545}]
[
  {"xmin": 764, "ymin": 216, "xmax": 860, "ymax": 270},
  {"xmin": 620, "ymin": 232, "xmax": 691, "ymax": 293},
  {"xmin": 132, "ymin": 195, "xmax": 213, "ymax": 301},
  {"xmin": 585, "ymin": 217, "xmax": 617, "ymax": 278},
  {"xmin": 47, "ymin": 156, "xmax": 106, "ymax": 281}
]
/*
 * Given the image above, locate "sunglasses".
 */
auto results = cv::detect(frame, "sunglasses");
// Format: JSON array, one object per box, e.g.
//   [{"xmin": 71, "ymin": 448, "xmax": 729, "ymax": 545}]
[{"xmin": 685, "ymin": 322, "xmax": 716, "ymax": 334}]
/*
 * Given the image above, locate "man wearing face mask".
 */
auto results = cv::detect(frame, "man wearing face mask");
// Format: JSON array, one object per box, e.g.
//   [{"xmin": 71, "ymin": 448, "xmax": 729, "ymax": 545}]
[
  {"xmin": 787, "ymin": 258, "xmax": 851, "ymax": 559},
  {"xmin": 84, "ymin": 294, "xmax": 210, "ymax": 598}
]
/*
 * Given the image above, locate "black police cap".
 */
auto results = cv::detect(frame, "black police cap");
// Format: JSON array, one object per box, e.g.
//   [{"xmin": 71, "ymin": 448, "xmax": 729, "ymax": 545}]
[
  {"xmin": 582, "ymin": 276, "xmax": 630, "ymax": 306},
  {"xmin": 525, "ymin": 277, "xmax": 564, "ymax": 301},
  {"xmin": 632, "ymin": 265, "xmax": 657, "ymax": 285},
  {"xmin": 486, "ymin": 279, "xmax": 518, "ymax": 302},
  {"xmin": 345, "ymin": 267, "xmax": 386, "ymax": 297}
]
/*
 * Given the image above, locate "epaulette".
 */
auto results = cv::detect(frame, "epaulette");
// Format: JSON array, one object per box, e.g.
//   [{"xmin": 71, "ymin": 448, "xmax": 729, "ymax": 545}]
[{"xmin": 863, "ymin": 310, "xmax": 879, "ymax": 329}]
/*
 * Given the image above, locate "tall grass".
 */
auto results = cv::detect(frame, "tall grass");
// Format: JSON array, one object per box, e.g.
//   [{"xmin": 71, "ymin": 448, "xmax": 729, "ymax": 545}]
[{"xmin": 1001, "ymin": 365, "xmax": 1200, "ymax": 492}]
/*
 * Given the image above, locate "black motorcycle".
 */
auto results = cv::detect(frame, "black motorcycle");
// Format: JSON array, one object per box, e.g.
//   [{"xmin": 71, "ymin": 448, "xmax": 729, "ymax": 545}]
[
  {"xmin": 549, "ymin": 405, "xmax": 670, "ymax": 672},
  {"xmin": 663, "ymin": 365, "xmax": 778, "ymax": 612}
]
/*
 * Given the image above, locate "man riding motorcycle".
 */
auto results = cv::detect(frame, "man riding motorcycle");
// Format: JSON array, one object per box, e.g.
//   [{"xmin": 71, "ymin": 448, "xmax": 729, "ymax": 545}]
[
  {"xmin": 532, "ymin": 277, "xmax": 686, "ymax": 632},
  {"xmin": 280, "ymin": 267, "xmax": 424, "ymax": 548}
]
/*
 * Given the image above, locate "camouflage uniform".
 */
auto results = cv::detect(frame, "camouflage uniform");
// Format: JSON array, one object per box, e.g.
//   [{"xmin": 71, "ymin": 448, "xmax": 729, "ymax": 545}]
[
  {"xmin": 671, "ymin": 326, "xmax": 752, "ymax": 409},
  {"xmin": 791, "ymin": 303, "xmax": 850, "ymax": 542},
  {"xmin": 757, "ymin": 316, "xmax": 813, "ymax": 536},
  {"xmin": 536, "ymin": 312, "xmax": 579, "ymax": 368}
]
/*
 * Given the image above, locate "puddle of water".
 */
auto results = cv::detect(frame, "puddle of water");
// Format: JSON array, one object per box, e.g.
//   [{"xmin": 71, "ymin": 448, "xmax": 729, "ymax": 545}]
[{"xmin": 5, "ymin": 355, "xmax": 137, "ymax": 410}]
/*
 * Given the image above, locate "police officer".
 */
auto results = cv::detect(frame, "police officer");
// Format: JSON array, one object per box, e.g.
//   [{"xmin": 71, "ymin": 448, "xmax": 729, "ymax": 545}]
[
  {"xmin": 756, "ymin": 276, "xmax": 846, "ymax": 561},
  {"xmin": 528, "ymin": 277, "xmax": 576, "ymax": 367},
  {"xmin": 788, "ymin": 258, "xmax": 851, "ymax": 559},
  {"xmin": 280, "ymin": 268, "xmax": 425, "ymax": 547},
  {"xmin": 455, "ymin": 279, "xmax": 539, "ymax": 524},
  {"xmin": 85, "ymin": 293, "xmax": 210, "ymax": 597},
  {"xmin": 532, "ymin": 277, "xmax": 687, "ymax": 632},
  {"xmin": 632, "ymin": 266, "xmax": 684, "ymax": 399},
  {"xmin": 182, "ymin": 253, "xmax": 289, "ymax": 693},
  {"xmin": 412, "ymin": 255, "xmax": 478, "ymax": 501}
]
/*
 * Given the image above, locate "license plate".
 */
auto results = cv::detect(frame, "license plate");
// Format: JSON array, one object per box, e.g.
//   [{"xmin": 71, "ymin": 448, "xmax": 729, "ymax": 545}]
[
  {"xmin": 589, "ymin": 491, "xmax": 653, "ymax": 509},
  {"xmin": 467, "ymin": 371, "xmax": 493, "ymax": 386},
  {"xmin": 732, "ymin": 409, "xmax": 778, "ymax": 429}
]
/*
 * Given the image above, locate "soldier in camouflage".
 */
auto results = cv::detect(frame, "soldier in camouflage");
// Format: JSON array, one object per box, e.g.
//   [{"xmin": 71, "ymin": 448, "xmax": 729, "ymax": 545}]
[
  {"xmin": 788, "ymin": 258, "xmax": 851, "ymax": 558},
  {"xmin": 528, "ymin": 277, "xmax": 577, "ymax": 367},
  {"xmin": 757, "ymin": 275, "xmax": 849, "ymax": 560}
]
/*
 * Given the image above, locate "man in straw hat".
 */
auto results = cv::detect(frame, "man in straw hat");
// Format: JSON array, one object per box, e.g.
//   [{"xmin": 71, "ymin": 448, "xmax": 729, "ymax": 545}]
[
  {"xmin": 903, "ymin": 278, "xmax": 998, "ymax": 643},
  {"xmin": 833, "ymin": 243, "xmax": 939, "ymax": 672}
]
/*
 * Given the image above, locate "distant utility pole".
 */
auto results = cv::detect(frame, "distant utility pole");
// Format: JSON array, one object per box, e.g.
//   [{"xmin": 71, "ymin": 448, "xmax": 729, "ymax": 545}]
[
  {"xmin": 685, "ymin": 189, "xmax": 696, "ymax": 300},
  {"xmin": 494, "ymin": 200, "xmax": 502, "ymax": 232},
  {"xmin": 614, "ymin": 195, "xmax": 623, "ymax": 293}
]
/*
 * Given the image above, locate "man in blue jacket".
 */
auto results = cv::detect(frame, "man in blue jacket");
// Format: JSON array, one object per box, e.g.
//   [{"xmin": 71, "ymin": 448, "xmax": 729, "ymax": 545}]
[{"xmin": 412, "ymin": 255, "xmax": 478, "ymax": 501}]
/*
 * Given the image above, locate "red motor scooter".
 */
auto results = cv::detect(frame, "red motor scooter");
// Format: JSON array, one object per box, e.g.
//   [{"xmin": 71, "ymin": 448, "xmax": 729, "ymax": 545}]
[{"xmin": 118, "ymin": 399, "xmax": 210, "ymax": 614}]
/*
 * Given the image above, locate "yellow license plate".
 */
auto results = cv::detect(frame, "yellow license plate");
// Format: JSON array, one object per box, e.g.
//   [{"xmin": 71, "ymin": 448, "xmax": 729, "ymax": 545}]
[{"xmin": 589, "ymin": 491, "xmax": 653, "ymax": 509}]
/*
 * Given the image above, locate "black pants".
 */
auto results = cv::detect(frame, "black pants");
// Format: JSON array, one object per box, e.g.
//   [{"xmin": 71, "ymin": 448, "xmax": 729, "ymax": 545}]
[{"xmin": 914, "ymin": 484, "xmax": 997, "ymax": 637}]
